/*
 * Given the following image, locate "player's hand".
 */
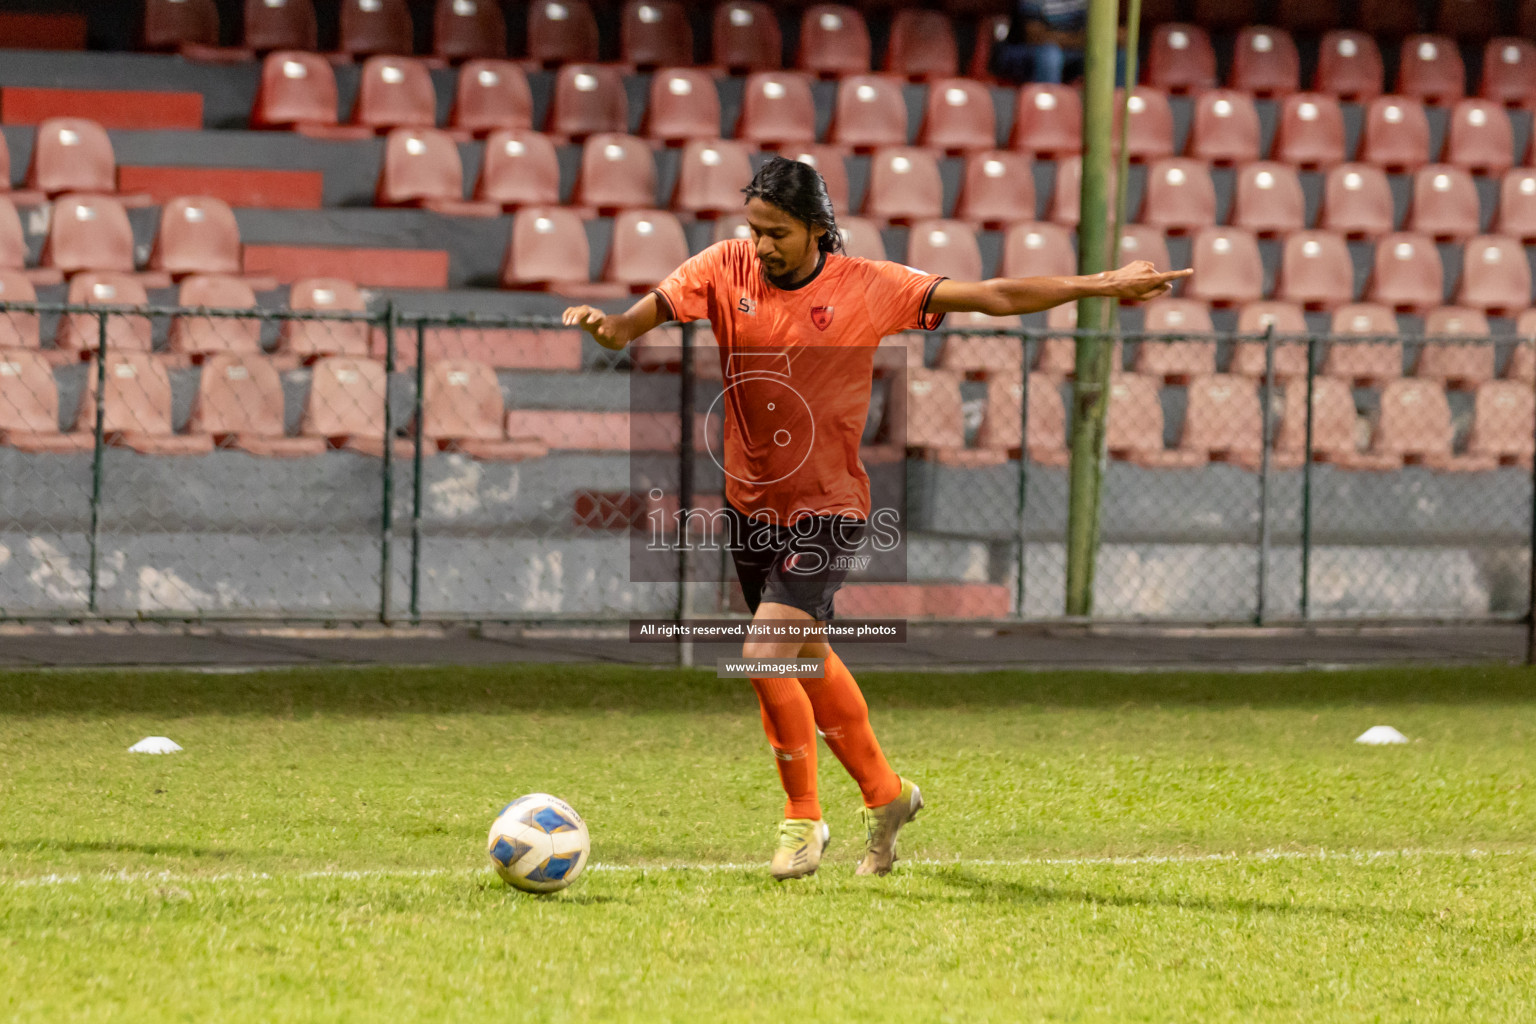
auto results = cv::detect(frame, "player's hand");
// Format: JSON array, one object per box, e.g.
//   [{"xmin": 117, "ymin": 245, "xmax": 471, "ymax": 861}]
[
  {"xmin": 1097, "ymin": 261, "xmax": 1193, "ymax": 302},
  {"xmin": 562, "ymin": 305, "xmax": 624, "ymax": 349}
]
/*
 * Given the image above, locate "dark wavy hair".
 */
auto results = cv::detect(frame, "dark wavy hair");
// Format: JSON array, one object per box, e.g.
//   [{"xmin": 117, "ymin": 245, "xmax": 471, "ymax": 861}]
[{"xmin": 740, "ymin": 155, "xmax": 845, "ymax": 254}]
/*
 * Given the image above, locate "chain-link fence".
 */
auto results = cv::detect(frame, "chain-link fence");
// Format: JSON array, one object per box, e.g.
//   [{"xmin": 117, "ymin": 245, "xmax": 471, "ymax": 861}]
[{"xmin": 1, "ymin": 295, "xmax": 1532, "ymax": 627}]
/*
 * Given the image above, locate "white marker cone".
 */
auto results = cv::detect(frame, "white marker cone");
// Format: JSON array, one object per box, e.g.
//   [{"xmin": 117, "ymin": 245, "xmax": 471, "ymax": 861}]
[
  {"xmin": 128, "ymin": 737, "xmax": 183, "ymax": 754},
  {"xmin": 1355, "ymin": 725, "xmax": 1409, "ymax": 745}
]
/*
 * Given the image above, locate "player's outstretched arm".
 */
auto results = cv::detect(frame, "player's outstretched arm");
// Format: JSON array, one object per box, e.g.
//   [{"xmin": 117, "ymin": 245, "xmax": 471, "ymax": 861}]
[
  {"xmin": 562, "ymin": 292, "xmax": 668, "ymax": 351},
  {"xmin": 924, "ymin": 260, "xmax": 1193, "ymax": 317}
]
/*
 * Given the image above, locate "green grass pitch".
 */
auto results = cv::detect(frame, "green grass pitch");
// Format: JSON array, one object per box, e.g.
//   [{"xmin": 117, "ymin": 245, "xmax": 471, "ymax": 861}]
[{"xmin": 2, "ymin": 663, "xmax": 1534, "ymax": 1022}]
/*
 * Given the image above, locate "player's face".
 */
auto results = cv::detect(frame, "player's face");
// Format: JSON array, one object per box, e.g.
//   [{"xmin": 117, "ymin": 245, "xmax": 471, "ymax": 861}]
[{"xmin": 745, "ymin": 198, "xmax": 825, "ymax": 284}]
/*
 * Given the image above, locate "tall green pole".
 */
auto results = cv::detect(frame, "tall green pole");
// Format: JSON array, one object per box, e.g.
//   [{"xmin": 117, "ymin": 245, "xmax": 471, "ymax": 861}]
[{"xmin": 1064, "ymin": 0, "xmax": 1127, "ymax": 616}]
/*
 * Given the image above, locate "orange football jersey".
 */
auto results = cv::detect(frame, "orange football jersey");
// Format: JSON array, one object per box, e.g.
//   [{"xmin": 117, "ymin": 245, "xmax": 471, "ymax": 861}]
[{"xmin": 653, "ymin": 239, "xmax": 945, "ymax": 524}]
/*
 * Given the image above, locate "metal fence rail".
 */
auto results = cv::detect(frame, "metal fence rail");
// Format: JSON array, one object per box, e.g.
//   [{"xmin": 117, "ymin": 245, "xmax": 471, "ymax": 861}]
[{"xmin": 0, "ymin": 298, "xmax": 1532, "ymax": 630}]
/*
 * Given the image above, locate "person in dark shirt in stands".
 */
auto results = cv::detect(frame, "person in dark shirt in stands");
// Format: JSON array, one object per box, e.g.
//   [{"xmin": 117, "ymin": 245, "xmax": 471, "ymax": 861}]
[{"xmin": 991, "ymin": 0, "xmax": 1125, "ymax": 85}]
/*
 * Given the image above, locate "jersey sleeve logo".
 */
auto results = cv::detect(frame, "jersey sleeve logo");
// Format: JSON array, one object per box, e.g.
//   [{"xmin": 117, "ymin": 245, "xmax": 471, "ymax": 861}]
[{"xmin": 810, "ymin": 305, "xmax": 834, "ymax": 331}]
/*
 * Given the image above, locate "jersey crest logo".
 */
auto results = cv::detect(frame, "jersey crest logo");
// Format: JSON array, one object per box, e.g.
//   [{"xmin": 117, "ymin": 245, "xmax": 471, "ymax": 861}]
[{"xmin": 810, "ymin": 305, "xmax": 834, "ymax": 331}]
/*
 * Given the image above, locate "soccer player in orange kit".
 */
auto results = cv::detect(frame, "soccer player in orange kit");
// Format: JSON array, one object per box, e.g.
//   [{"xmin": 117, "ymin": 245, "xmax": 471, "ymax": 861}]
[{"xmin": 565, "ymin": 156, "xmax": 1189, "ymax": 880}]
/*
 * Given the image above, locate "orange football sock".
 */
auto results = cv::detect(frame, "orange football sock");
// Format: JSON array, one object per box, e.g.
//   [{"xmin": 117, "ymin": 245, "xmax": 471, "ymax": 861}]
[
  {"xmin": 750, "ymin": 676, "xmax": 821, "ymax": 820},
  {"xmin": 801, "ymin": 649, "xmax": 902, "ymax": 808}
]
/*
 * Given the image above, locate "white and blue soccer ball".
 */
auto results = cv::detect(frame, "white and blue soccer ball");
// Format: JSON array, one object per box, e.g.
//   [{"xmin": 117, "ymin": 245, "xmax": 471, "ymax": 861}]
[{"xmin": 487, "ymin": 793, "xmax": 590, "ymax": 893}]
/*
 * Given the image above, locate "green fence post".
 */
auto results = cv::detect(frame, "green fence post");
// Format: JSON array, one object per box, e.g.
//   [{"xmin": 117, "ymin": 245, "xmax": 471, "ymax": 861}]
[
  {"xmin": 379, "ymin": 302, "xmax": 396, "ymax": 625},
  {"xmin": 409, "ymin": 319, "xmax": 426, "ymax": 622},
  {"xmin": 86, "ymin": 311, "xmax": 109, "ymax": 615}
]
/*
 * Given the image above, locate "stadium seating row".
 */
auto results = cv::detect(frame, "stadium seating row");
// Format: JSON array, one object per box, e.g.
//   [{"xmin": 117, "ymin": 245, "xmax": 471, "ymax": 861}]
[
  {"xmin": 139, "ymin": 0, "xmax": 1536, "ymax": 94},
  {"xmin": 4, "ymin": 346, "xmax": 1528, "ymax": 474}
]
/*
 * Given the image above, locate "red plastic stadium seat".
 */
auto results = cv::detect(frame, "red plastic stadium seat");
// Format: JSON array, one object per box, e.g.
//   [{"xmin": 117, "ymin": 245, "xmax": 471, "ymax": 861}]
[
  {"xmin": 1184, "ymin": 226, "xmax": 1264, "ymax": 307},
  {"xmin": 1136, "ymin": 298, "xmax": 1216, "ymax": 380},
  {"xmin": 1000, "ymin": 222, "xmax": 1075, "ymax": 279},
  {"xmin": 1116, "ymin": 224, "xmax": 1171, "ymax": 271},
  {"xmin": 1467, "ymin": 381, "xmax": 1535, "ymax": 465},
  {"xmin": 954, "ymin": 150, "xmax": 1034, "ymax": 229},
  {"xmin": 0, "ymin": 349, "xmax": 91, "ymax": 453},
  {"xmin": 1320, "ymin": 163, "xmax": 1394, "ymax": 239},
  {"xmin": 41, "ymin": 194, "xmax": 135, "ymax": 277},
  {"xmin": 797, "ymin": 5, "xmax": 870, "ymax": 78},
  {"xmin": 1277, "ymin": 230, "xmax": 1355, "ymax": 309},
  {"xmin": 529, "ymin": 1, "xmax": 598, "ymax": 66},
  {"xmin": 1178, "ymin": 374, "xmax": 1263, "ymax": 467},
  {"xmin": 1190, "ymin": 0, "xmax": 1256, "ymax": 30},
  {"xmin": 1114, "ymin": 87, "xmax": 1175, "ymax": 163},
  {"xmin": 1359, "ymin": 96, "xmax": 1431, "ymax": 173},
  {"xmin": 55, "ymin": 273, "xmax": 154, "ymax": 355},
  {"xmin": 421, "ymin": 359, "xmax": 546, "ymax": 459},
  {"xmin": 783, "ymin": 145, "xmax": 849, "ymax": 213},
  {"xmin": 1049, "ymin": 154, "xmax": 1117, "ymax": 228},
  {"xmin": 1272, "ymin": 93, "xmax": 1346, "ymax": 169},
  {"xmin": 1034, "ymin": 303, "xmax": 1081, "ymax": 378},
  {"xmin": 353, "ymin": 56, "xmax": 435, "ymax": 132},
  {"xmin": 672, "ymin": 139, "xmax": 754, "ymax": 217},
  {"xmin": 1010, "ymin": 84, "xmax": 1081, "ymax": 158},
  {"xmin": 1273, "ymin": 376, "xmax": 1388, "ymax": 469},
  {"xmin": 1438, "ymin": 0, "xmax": 1500, "ymax": 39},
  {"xmin": 835, "ymin": 216, "xmax": 886, "ymax": 261},
  {"xmin": 1139, "ymin": 158, "xmax": 1215, "ymax": 235},
  {"xmin": 1314, "ymin": 31, "xmax": 1384, "ymax": 103},
  {"xmin": 1457, "ymin": 235, "xmax": 1532, "ymax": 315},
  {"xmin": 605, "ymin": 210, "xmax": 689, "ymax": 290},
  {"xmin": 737, "ymin": 72, "xmax": 816, "ymax": 149},
  {"xmin": 500, "ymin": 207, "xmax": 594, "ymax": 290},
  {"xmin": 191, "ymin": 353, "xmax": 323, "ymax": 457},
  {"xmin": 26, "ymin": 118, "xmax": 115, "ymax": 196},
  {"xmin": 906, "ymin": 220, "xmax": 982, "ymax": 281},
  {"xmin": 1229, "ymin": 301, "xmax": 1310, "ymax": 379},
  {"xmin": 149, "ymin": 196, "xmax": 243, "ymax": 278},
  {"xmin": 434, "ymin": 0, "xmax": 506, "ymax": 61},
  {"xmin": 975, "ymin": 371, "xmax": 1068, "ymax": 464},
  {"xmin": 574, "ymin": 134, "xmax": 656, "ymax": 213},
  {"xmin": 280, "ymin": 279, "xmax": 370, "ymax": 358},
  {"xmin": 644, "ymin": 68, "xmax": 721, "ymax": 144},
  {"xmin": 1231, "ymin": 162, "xmax": 1305, "ymax": 237},
  {"xmin": 1324, "ymin": 302, "xmax": 1401, "ymax": 383},
  {"xmin": 622, "ymin": 1, "xmax": 690, "ymax": 70},
  {"xmin": 451, "ymin": 61, "xmax": 533, "ymax": 136},
  {"xmin": 887, "ymin": 369, "xmax": 1005, "ymax": 465},
  {"xmin": 74, "ymin": 351, "xmax": 213, "ymax": 455},
  {"xmin": 1106, "ymin": 374, "xmax": 1207, "ymax": 468},
  {"xmin": 1397, "ymin": 34, "xmax": 1466, "ymax": 106},
  {"xmin": 1374, "ymin": 379, "xmax": 1496, "ymax": 470},
  {"xmin": 1366, "ymin": 232, "xmax": 1443, "ymax": 313},
  {"xmin": 1186, "ymin": 90, "xmax": 1261, "ymax": 166},
  {"xmin": 1230, "ymin": 26, "xmax": 1299, "ymax": 98},
  {"xmin": 1481, "ymin": 38, "xmax": 1536, "ymax": 109},
  {"xmin": 919, "ymin": 79, "xmax": 996, "ymax": 154},
  {"xmin": 378, "ymin": 128, "xmax": 500, "ymax": 215},
  {"xmin": 1495, "ymin": 168, "xmax": 1536, "ymax": 242},
  {"xmin": 0, "ymin": 272, "xmax": 41, "ymax": 350},
  {"xmin": 829, "ymin": 75, "xmax": 908, "ymax": 151},
  {"xmin": 1444, "ymin": 99, "xmax": 1514, "ymax": 175},
  {"xmin": 301, "ymin": 356, "xmax": 397, "ymax": 456},
  {"xmin": 168, "ymin": 275, "xmax": 262, "ymax": 358},
  {"xmin": 1359, "ymin": 0, "xmax": 1418, "ymax": 37},
  {"xmin": 244, "ymin": 0, "xmax": 316, "ymax": 52},
  {"xmin": 548, "ymin": 64, "xmax": 627, "ymax": 141},
  {"xmin": 1417, "ymin": 305, "xmax": 1494, "ymax": 387},
  {"xmin": 1145, "ymin": 24, "xmax": 1216, "ymax": 95},
  {"xmin": 0, "ymin": 199, "xmax": 57, "ymax": 286},
  {"xmin": 936, "ymin": 312, "xmax": 1021, "ymax": 376},
  {"xmin": 338, "ymin": 0, "xmax": 413, "ymax": 59},
  {"xmin": 251, "ymin": 52, "xmax": 352, "ymax": 136},
  {"xmin": 474, "ymin": 129, "xmax": 560, "ymax": 209},
  {"xmin": 712, "ymin": 1, "xmax": 781, "ymax": 72},
  {"xmin": 143, "ymin": 0, "xmax": 219, "ymax": 51},
  {"xmin": 1407, "ymin": 165, "xmax": 1480, "ymax": 242},
  {"xmin": 863, "ymin": 147, "xmax": 943, "ymax": 224},
  {"xmin": 885, "ymin": 9, "xmax": 957, "ymax": 81}
]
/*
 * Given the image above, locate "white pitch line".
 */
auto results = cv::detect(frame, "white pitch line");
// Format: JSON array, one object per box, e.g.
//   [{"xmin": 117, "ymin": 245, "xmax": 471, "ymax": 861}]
[{"xmin": 1, "ymin": 846, "xmax": 1529, "ymax": 890}]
